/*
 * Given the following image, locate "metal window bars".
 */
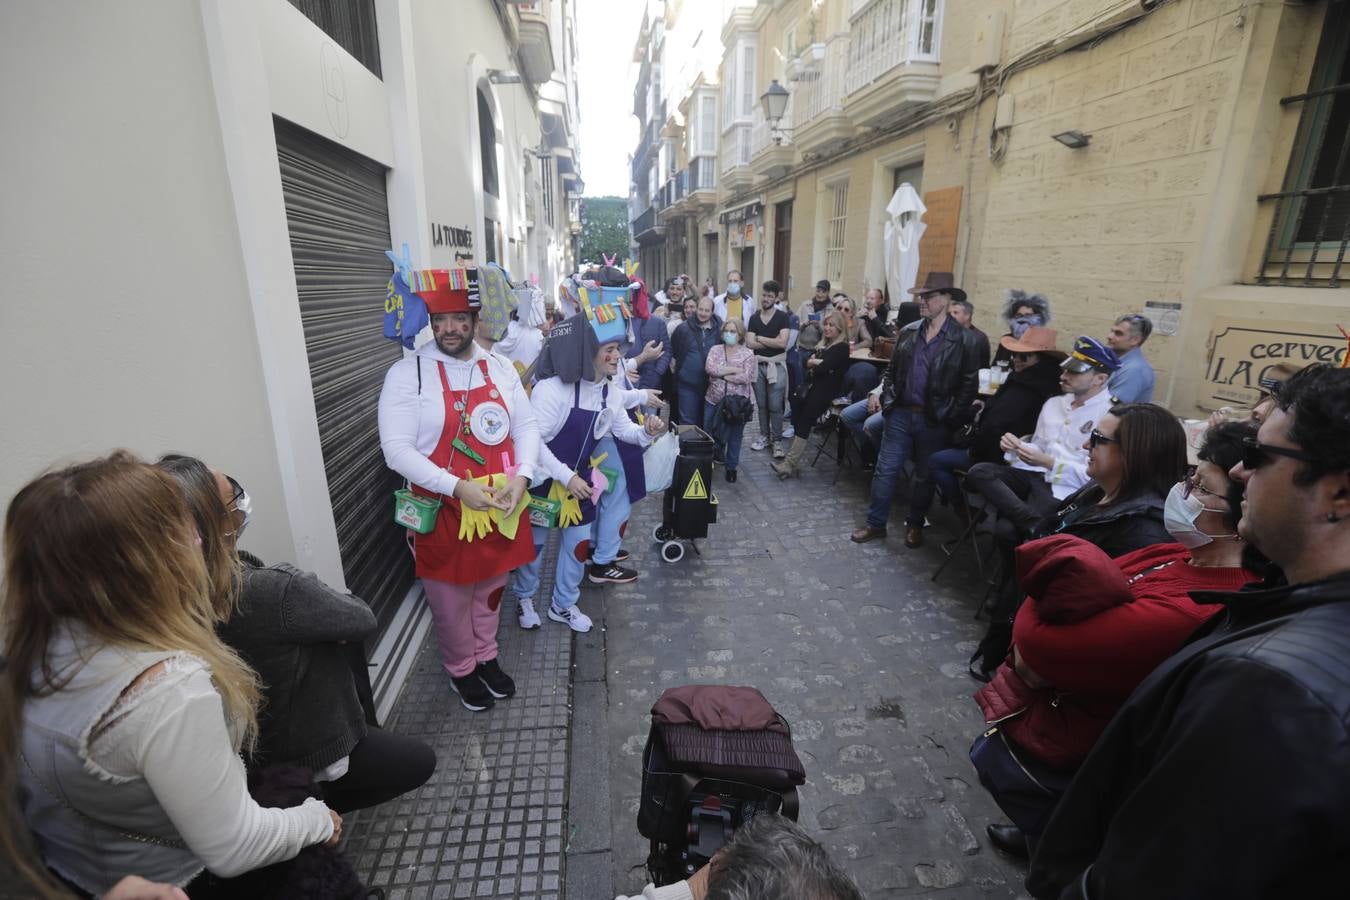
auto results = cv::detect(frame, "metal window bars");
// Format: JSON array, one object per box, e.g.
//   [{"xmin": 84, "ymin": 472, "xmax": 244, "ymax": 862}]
[{"xmin": 1256, "ymin": 9, "xmax": 1350, "ymax": 287}]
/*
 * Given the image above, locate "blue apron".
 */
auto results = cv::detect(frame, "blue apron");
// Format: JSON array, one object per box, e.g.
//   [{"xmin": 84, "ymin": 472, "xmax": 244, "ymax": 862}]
[
  {"xmin": 530, "ymin": 381, "xmax": 607, "ymax": 526},
  {"xmin": 615, "ymin": 371, "xmax": 649, "ymax": 504}
]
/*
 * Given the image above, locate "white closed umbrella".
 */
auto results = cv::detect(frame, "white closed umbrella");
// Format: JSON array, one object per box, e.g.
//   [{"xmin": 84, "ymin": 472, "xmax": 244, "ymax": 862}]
[{"xmin": 884, "ymin": 183, "xmax": 926, "ymax": 302}]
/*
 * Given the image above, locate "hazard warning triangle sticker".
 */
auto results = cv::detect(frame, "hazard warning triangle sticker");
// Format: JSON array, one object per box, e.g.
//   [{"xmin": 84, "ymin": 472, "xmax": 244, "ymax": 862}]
[{"xmin": 682, "ymin": 468, "xmax": 708, "ymax": 500}]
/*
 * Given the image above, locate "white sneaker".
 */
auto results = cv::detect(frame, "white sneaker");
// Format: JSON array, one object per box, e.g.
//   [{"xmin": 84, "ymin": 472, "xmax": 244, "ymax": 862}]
[
  {"xmin": 772, "ymin": 445, "xmax": 786, "ymax": 460},
  {"xmin": 782, "ymin": 424, "xmax": 795, "ymax": 439},
  {"xmin": 517, "ymin": 597, "xmax": 541, "ymax": 630},
  {"xmin": 548, "ymin": 603, "xmax": 593, "ymax": 633},
  {"xmin": 750, "ymin": 437, "xmax": 768, "ymax": 452}
]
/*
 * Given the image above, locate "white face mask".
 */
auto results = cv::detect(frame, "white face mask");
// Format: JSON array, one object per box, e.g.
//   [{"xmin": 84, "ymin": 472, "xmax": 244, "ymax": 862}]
[
  {"xmin": 1163, "ymin": 482, "xmax": 1234, "ymax": 549},
  {"xmin": 231, "ymin": 487, "xmax": 253, "ymax": 538}
]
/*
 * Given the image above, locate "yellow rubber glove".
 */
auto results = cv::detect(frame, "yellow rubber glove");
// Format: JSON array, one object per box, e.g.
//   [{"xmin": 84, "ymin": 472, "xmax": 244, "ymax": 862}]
[
  {"xmin": 489, "ymin": 474, "xmax": 530, "ymax": 540},
  {"xmin": 549, "ymin": 478, "xmax": 583, "ymax": 529},
  {"xmin": 457, "ymin": 475, "xmax": 497, "ymax": 542}
]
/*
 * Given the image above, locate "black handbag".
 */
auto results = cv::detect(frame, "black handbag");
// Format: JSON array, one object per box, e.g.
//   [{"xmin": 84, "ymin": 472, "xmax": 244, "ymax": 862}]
[
  {"xmin": 720, "ymin": 393, "xmax": 752, "ymax": 424},
  {"xmin": 968, "ymin": 723, "xmax": 1073, "ymax": 835}
]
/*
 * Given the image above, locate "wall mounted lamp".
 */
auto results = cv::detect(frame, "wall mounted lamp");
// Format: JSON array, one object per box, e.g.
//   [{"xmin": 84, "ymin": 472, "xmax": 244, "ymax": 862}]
[
  {"xmin": 1051, "ymin": 130, "xmax": 1092, "ymax": 149},
  {"xmin": 760, "ymin": 80, "xmax": 794, "ymax": 145}
]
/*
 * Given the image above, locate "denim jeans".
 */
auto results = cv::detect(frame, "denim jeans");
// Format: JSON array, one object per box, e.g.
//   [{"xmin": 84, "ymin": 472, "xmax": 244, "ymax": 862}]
[
  {"xmin": 705, "ymin": 401, "xmax": 747, "ymax": 472},
  {"xmin": 841, "ymin": 400, "xmax": 885, "ymax": 455},
  {"xmin": 677, "ymin": 382, "xmax": 707, "ymax": 430},
  {"xmin": 513, "ymin": 521, "xmax": 590, "ymax": 610},
  {"xmin": 866, "ymin": 408, "xmax": 949, "ymax": 529},
  {"xmin": 588, "ymin": 436, "xmax": 633, "ymax": 565},
  {"xmin": 909, "ymin": 447, "xmax": 972, "ymax": 524},
  {"xmin": 842, "ymin": 362, "xmax": 881, "ymax": 402},
  {"xmin": 752, "ymin": 363, "xmax": 786, "ymax": 442}
]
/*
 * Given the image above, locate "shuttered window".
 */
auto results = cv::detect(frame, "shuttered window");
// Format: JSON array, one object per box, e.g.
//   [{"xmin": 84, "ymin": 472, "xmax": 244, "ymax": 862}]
[
  {"xmin": 825, "ymin": 182, "xmax": 849, "ymax": 285},
  {"xmin": 274, "ymin": 117, "xmax": 410, "ymax": 644},
  {"xmin": 286, "ymin": 0, "xmax": 381, "ymax": 78}
]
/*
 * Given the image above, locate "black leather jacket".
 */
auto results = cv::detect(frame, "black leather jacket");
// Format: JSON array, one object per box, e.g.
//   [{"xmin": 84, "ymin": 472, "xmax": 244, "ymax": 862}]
[
  {"xmin": 878, "ymin": 317, "xmax": 980, "ymax": 425},
  {"xmin": 1027, "ymin": 572, "xmax": 1350, "ymax": 900}
]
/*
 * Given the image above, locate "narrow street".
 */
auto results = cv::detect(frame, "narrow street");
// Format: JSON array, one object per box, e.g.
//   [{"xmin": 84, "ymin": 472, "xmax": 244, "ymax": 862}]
[{"xmin": 345, "ymin": 432, "xmax": 1029, "ymax": 899}]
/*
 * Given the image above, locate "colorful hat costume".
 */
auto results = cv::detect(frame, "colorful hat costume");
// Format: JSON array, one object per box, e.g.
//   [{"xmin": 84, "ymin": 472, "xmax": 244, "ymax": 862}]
[{"xmin": 411, "ymin": 267, "xmax": 480, "ymax": 315}]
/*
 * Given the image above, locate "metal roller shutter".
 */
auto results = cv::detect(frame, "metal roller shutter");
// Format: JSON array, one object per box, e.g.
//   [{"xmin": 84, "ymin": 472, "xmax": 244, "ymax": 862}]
[{"xmin": 274, "ymin": 117, "xmax": 411, "ymax": 646}]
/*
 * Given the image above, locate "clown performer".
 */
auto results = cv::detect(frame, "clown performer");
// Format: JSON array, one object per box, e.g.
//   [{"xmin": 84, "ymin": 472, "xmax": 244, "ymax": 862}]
[
  {"xmin": 378, "ymin": 268, "xmax": 540, "ymax": 713},
  {"xmin": 513, "ymin": 303, "xmax": 667, "ymax": 633}
]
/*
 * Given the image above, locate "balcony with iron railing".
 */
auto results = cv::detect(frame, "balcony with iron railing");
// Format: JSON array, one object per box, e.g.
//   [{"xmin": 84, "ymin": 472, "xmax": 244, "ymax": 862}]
[
  {"xmin": 843, "ymin": 0, "xmax": 941, "ymax": 128},
  {"xmin": 688, "ymin": 156, "xmax": 717, "ymax": 195},
  {"xmin": 631, "ymin": 204, "xmax": 664, "ymax": 242},
  {"xmin": 791, "ymin": 34, "xmax": 855, "ymax": 156}
]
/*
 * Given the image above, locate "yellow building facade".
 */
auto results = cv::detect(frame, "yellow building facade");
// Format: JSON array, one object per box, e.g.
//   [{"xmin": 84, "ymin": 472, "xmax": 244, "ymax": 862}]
[{"xmin": 637, "ymin": 0, "xmax": 1349, "ymax": 415}]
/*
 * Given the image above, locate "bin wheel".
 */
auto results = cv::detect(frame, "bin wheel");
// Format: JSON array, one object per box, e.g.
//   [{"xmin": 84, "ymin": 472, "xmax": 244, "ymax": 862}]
[
  {"xmin": 660, "ymin": 541, "xmax": 685, "ymax": 563},
  {"xmin": 653, "ymin": 524, "xmax": 675, "ymax": 542}
]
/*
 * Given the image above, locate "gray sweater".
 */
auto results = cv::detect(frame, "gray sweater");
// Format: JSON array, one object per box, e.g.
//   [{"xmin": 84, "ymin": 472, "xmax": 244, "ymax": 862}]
[{"xmin": 220, "ymin": 551, "xmax": 377, "ymax": 770}]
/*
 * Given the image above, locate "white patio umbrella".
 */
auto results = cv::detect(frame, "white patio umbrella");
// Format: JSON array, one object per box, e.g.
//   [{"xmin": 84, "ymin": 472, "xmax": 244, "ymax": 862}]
[{"xmin": 884, "ymin": 183, "xmax": 926, "ymax": 302}]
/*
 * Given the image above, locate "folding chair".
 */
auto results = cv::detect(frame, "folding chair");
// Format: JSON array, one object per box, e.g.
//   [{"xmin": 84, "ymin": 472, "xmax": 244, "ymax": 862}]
[{"xmin": 931, "ymin": 470, "xmax": 991, "ymax": 593}]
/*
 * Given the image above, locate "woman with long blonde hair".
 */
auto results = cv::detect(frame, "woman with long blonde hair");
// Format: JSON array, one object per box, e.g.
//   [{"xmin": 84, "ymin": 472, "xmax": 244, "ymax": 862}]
[
  {"xmin": 3, "ymin": 452, "xmax": 338, "ymax": 896},
  {"xmin": 773, "ymin": 309, "xmax": 852, "ymax": 478}
]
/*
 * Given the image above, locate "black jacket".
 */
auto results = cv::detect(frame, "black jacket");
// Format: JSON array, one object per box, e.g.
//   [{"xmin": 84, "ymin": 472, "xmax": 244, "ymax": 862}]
[
  {"xmin": 967, "ymin": 358, "xmax": 1063, "ymax": 464},
  {"xmin": 220, "ymin": 552, "xmax": 378, "ymax": 770},
  {"xmin": 1033, "ymin": 484, "xmax": 1170, "ymax": 559},
  {"xmin": 1027, "ymin": 572, "xmax": 1350, "ymax": 900},
  {"xmin": 879, "ymin": 317, "xmax": 981, "ymax": 425}
]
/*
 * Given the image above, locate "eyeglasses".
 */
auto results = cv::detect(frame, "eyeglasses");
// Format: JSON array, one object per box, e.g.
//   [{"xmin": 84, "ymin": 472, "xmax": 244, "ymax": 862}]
[
  {"xmin": 1182, "ymin": 466, "xmax": 1219, "ymax": 499},
  {"xmin": 1239, "ymin": 436, "xmax": 1318, "ymax": 471},
  {"xmin": 225, "ymin": 475, "xmax": 246, "ymax": 511},
  {"xmin": 1088, "ymin": 429, "xmax": 1118, "ymax": 449}
]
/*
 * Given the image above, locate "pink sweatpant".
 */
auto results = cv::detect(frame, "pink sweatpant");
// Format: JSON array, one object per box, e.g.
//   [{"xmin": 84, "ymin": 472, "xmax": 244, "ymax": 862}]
[{"xmin": 421, "ymin": 574, "xmax": 507, "ymax": 678}]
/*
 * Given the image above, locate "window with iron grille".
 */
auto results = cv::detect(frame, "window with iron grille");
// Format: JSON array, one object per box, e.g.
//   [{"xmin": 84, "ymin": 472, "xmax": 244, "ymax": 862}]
[
  {"xmin": 541, "ymin": 155, "xmax": 555, "ymax": 230},
  {"xmin": 825, "ymin": 182, "xmax": 849, "ymax": 285},
  {"xmin": 1258, "ymin": 4, "xmax": 1349, "ymax": 287},
  {"xmin": 287, "ymin": 0, "xmax": 381, "ymax": 78}
]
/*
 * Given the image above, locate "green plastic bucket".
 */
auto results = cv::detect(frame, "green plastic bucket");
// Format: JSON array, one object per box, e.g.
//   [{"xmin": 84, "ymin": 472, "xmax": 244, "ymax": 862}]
[{"xmin": 393, "ymin": 488, "xmax": 441, "ymax": 534}]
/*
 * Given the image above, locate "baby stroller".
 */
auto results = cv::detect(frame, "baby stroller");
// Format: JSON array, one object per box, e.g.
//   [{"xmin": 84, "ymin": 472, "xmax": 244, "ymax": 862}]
[
  {"xmin": 637, "ymin": 684, "xmax": 806, "ymax": 886},
  {"xmin": 651, "ymin": 426, "xmax": 719, "ymax": 563}
]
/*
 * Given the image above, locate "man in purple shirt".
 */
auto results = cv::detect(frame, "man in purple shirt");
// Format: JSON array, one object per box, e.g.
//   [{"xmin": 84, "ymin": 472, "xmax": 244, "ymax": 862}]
[{"xmin": 851, "ymin": 272, "xmax": 981, "ymax": 548}]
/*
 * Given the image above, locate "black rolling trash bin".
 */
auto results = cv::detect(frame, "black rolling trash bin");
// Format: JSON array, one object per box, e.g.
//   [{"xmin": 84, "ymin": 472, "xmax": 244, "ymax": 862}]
[{"xmin": 652, "ymin": 426, "xmax": 718, "ymax": 563}]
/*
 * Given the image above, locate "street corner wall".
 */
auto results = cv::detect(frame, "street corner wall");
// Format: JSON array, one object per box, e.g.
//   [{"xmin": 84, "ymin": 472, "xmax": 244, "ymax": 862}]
[
  {"xmin": 968, "ymin": 0, "xmax": 1254, "ymax": 402},
  {"xmin": 0, "ymin": 0, "xmax": 296, "ymax": 562}
]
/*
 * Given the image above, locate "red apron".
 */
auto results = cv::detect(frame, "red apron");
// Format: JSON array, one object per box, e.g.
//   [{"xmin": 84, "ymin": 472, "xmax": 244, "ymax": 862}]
[{"xmin": 411, "ymin": 359, "xmax": 535, "ymax": 584}]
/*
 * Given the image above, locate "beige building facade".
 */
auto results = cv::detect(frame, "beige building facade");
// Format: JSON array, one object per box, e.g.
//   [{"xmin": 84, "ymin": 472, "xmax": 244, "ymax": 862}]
[{"xmin": 634, "ymin": 0, "xmax": 1350, "ymax": 414}]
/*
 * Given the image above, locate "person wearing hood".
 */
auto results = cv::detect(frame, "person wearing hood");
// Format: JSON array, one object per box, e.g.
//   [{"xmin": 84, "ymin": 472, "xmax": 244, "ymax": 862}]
[
  {"xmin": 378, "ymin": 268, "xmax": 540, "ymax": 713},
  {"xmin": 512, "ymin": 311, "xmax": 667, "ymax": 634},
  {"xmin": 908, "ymin": 327, "xmax": 1065, "ymax": 534},
  {"xmin": 992, "ymin": 289, "xmax": 1052, "ymax": 365},
  {"xmin": 972, "ymin": 422, "xmax": 1262, "ymax": 861}
]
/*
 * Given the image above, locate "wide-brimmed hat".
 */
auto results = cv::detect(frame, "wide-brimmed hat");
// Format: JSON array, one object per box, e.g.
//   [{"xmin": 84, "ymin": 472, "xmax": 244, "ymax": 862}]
[
  {"xmin": 999, "ymin": 326, "xmax": 1064, "ymax": 358},
  {"xmin": 909, "ymin": 271, "xmax": 966, "ymax": 304},
  {"xmin": 1060, "ymin": 335, "xmax": 1121, "ymax": 374}
]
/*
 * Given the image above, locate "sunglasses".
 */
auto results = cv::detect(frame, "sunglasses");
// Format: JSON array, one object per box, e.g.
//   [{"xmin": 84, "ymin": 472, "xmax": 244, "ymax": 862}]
[
  {"xmin": 1240, "ymin": 436, "xmax": 1318, "ymax": 471},
  {"xmin": 1088, "ymin": 429, "xmax": 1118, "ymax": 449}
]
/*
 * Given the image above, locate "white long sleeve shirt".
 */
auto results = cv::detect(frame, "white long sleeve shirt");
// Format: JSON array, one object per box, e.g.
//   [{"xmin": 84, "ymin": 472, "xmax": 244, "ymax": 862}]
[
  {"xmin": 1015, "ymin": 388, "xmax": 1115, "ymax": 499},
  {"xmin": 529, "ymin": 376, "xmax": 652, "ymax": 485},
  {"xmin": 378, "ymin": 342, "xmax": 540, "ymax": 499}
]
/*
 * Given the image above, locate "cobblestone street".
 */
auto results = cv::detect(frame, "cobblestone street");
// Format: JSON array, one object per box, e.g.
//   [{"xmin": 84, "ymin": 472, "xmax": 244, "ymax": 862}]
[
  {"xmin": 345, "ymin": 431, "xmax": 1030, "ymax": 899},
  {"xmin": 592, "ymin": 440, "xmax": 1029, "ymax": 899}
]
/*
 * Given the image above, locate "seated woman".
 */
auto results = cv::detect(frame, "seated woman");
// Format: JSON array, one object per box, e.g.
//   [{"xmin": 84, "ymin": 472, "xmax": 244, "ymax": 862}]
[
  {"xmin": 971, "ymin": 421, "xmax": 1263, "ymax": 859},
  {"xmin": 971, "ymin": 402, "xmax": 1188, "ymax": 680},
  {"xmin": 7, "ymin": 453, "xmax": 338, "ymax": 896},
  {"xmin": 157, "ymin": 455, "xmax": 435, "ymax": 815},
  {"xmin": 773, "ymin": 310, "xmax": 851, "ymax": 479},
  {"xmin": 834, "ymin": 295, "xmax": 881, "ymax": 402}
]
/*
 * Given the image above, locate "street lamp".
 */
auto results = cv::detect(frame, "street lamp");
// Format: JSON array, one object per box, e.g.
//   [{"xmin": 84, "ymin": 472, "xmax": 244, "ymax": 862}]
[
  {"xmin": 1051, "ymin": 130, "xmax": 1092, "ymax": 149},
  {"xmin": 760, "ymin": 79, "xmax": 796, "ymax": 145}
]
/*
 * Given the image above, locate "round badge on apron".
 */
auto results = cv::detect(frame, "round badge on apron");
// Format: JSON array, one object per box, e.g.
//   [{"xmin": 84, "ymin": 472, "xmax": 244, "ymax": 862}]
[
  {"xmin": 594, "ymin": 407, "xmax": 614, "ymax": 439},
  {"xmin": 470, "ymin": 401, "xmax": 511, "ymax": 446}
]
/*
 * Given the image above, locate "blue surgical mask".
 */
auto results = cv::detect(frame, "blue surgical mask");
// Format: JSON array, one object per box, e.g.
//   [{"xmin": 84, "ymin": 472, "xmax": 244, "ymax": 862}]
[
  {"xmin": 722, "ymin": 332, "xmax": 738, "ymax": 346},
  {"xmin": 727, "ymin": 282, "xmax": 742, "ymax": 295}
]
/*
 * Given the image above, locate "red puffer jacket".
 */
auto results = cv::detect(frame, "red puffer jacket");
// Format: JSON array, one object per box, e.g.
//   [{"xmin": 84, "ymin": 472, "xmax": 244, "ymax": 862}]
[{"xmin": 974, "ymin": 536, "xmax": 1252, "ymax": 770}]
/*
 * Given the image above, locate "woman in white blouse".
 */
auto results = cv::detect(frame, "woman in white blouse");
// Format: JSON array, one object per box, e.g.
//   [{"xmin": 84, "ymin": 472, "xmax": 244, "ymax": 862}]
[{"xmin": 3, "ymin": 452, "xmax": 339, "ymax": 896}]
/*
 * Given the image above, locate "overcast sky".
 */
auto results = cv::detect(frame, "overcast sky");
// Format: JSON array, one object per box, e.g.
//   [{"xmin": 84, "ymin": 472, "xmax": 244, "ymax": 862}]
[{"xmin": 576, "ymin": 0, "xmax": 644, "ymax": 198}]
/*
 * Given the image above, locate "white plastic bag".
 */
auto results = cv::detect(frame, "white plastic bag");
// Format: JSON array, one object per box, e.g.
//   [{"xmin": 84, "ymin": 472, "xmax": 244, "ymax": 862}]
[{"xmin": 643, "ymin": 431, "xmax": 679, "ymax": 493}]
